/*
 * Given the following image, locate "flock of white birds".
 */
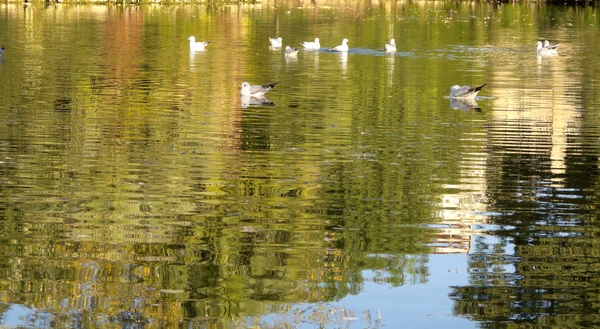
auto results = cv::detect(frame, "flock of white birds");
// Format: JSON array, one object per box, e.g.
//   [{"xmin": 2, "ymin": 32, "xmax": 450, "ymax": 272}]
[
  {"xmin": 0, "ymin": 34, "xmax": 561, "ymax": 106},
  {"xmin": 0, "ymin": 37, "xmax": 560, "ymax": 106},
  {"xmin": 228, "ymin": 36, "xmax": 559, "ymax": 103},
  {"xmin": 0, "ymin": 34, "xmax": 561, "ymax": 110}
]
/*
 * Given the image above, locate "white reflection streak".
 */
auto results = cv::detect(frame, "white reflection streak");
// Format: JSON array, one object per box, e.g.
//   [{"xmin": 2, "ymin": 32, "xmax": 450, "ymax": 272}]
[
  {"xmin": 285, "ymin": 55, "xmax": 298, "ymax": 65},
  {"xmin": 189, "ymin": 50, "xmax": 207, "ymax": 72},
  {"xmin": 449, "ymin": 97, "xmax": 480, "ymax": 111},
  {"xmin": 285, "ymin": 50, "xmax": 298, "ymax": 65},
  {"xmin": 550, "ymin": 86, "xmax": 567, "ymax": 177},
  {"xmin": 536, "ymin": 66, "xmax": 568, "ymax": 178},
  {"xmin": 240, "ymin": 95, "xmax": 273, "ymax": 108},
  {"xmin": 189, "ymin": 50, "xmax": 196, "ymax": 72},
  {"xmin": 339, "ymin": 51, "xmax": 347, "ymax": 74},
  {"xmin": 437, "ymin": 185, "xmax": 489, "ymax": 254},
  {"xmin": 385, "ymin": 52, "xmax": 394, "ymax": 86},
  {"xmin": 437, "ymin": 134, "xmax": 489, "ymax": 254},
  {"xmin": 307, "ymin": 50, "xmax": 319, "ymax": 71}
]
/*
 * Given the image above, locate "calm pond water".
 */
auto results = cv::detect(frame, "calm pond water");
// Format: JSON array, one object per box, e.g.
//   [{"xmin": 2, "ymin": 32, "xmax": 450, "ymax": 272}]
[{"xmin": 1, "ymin": 1, "xmax": 600, "ymax": 328}]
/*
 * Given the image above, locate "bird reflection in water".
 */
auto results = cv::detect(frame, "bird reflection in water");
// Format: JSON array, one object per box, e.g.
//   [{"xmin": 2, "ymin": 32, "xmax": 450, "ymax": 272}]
[
  {"xmin": 189, "ymin": 50, "xmax": 207, "ymax": 72},
  {"xmin": 449, "ymin": 97, "xmax": 482, "ymax": 111},
  {"xmin": 338, "ymin": 51, "xmax": 348, "ymax": 74},
  {"xmin": 240, "ymin": 95, "xmax": 274, "ymax": 108}
]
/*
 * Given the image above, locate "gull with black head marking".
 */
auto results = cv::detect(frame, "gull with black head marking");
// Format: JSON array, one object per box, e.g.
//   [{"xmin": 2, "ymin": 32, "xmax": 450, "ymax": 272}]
[
  {"xmin": 449, "ymin": 84, "xmax": 487, "ymax": 99},
  {"xmin": 240, "ymin": 81, "xmax": 279, "ymax": 98}
]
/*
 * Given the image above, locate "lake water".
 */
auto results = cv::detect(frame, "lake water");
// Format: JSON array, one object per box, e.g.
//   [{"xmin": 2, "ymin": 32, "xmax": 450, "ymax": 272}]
[{"xmin": 1, "ymin": 1, "xmax": 600, "ymax": 328}]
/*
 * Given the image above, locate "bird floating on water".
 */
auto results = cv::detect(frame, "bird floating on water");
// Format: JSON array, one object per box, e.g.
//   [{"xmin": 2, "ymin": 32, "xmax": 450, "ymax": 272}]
[
  {"xmin": 284, "ymin": 46, "xmax": 299, "ymax": 56},
  {"xmin": 543, "ymin": 40, "xmax": 560, "ymax": 54},
  {"xmin": 300, "ymin": 37, "xmax": 320, "ymax": 50},
  {"xmin": 449, "ymin": 84, "xmax": 487, "ymax": 99},
  {"xmin": 385, "ymin": 39, "xmax": 396, "ymax": 52},
  {"xmin": 269, "ymin": 37, "xmax": 283, "ymax": 47},
  {"xmin": 240, "ymin": 81, "xmax": 279, "ymax": 97},
  {"xmin": 536, "ymin": 41, "xmax": 555, "ymax": 56},
  {"xmin": 330, "ymin": 38, "xmax": 349, "ymax": 52},
  {"xmin": 188, "ymin": 36, "xmax": 210, "ymax": 51}
]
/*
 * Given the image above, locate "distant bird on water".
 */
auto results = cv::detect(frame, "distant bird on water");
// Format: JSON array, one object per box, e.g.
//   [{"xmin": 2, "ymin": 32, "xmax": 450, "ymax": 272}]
[
  {"xmin": 449, "ymin": 84, "xmax": 487, "ymax": 99},
  {"xmin": 300, "ymin": 37, "xmax": 320, "ymax": 50},
  {"xmin": 385, "ymin": 38, "xmax": 396, "ymax": 52},
  {"xmin": 269, "ymin": 37, "xmax": 283, "ymax": 47},
  {"xmin": 240, "ymin": 81, "xmax": 279, "ymax": 97},
  {"xmin": 188, "ymin": 36, "xmax": 210, "ymax": 51},
  {"xmin": 0, "ymin": 46, "xmax": 4, "ymax": 56},
  {"xmin": 284, "ymin": 46, "xmax": 299, "ymax": 56},
  {"xmin": 544, "ymin": 40, "xmax": 560, "ymax": 54},
  {"xmin": 536, "ymin": 41, "xmax": 554, "ymax": 56},
  {"xmin": 330, "ymin": 38, "xmax": 349, "ymax": 52}
]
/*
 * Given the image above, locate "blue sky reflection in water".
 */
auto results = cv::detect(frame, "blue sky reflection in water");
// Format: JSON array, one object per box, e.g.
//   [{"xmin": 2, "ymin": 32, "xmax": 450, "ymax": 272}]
[{"xmin": 1, "ymin": 1, "xmax": 600, "ymax": 328}]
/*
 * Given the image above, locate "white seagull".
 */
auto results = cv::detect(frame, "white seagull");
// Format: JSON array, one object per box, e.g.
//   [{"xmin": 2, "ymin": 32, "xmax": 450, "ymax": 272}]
[
  {"xmin": 330, "ymin": 38, "xmax": 349, "ymax": 52},
  {"xmin": 536, "ymin": 41, "xmax": 554, "ymax": 56},
  {"xmin": 240, "ymin": 81, "xmax": 279, "ymax": 97},
  {"xmin": 385, "ymin": 38, "xmax": 396, "ymax": 52},
  {"xmin": 188, "ymin": 36, "xmax": 210, "ymax": 51},
  {"xmin": 300, "ymin": 37, "xmax": 320, "ymax": 50},
  {"xmin": 284, "ymin": 46, "xmax": 299, "ymax": 56},
  {"xmin": 543, "ymin": 40, "xmax": 560, "ymax": 53},
  {"xmin": 269, "ymin": 37, "xmax": 283, "ymax": 47},
  {"xmin": 449, "ymin": 84, "xmax": 487, "ymax": 99}
]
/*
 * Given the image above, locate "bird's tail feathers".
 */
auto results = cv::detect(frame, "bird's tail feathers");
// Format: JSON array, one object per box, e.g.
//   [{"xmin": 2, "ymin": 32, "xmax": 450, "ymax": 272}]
[
  {"xmin": 473, "ymin": 84, "xmax": 487, "ymax": 92},
  {"xmin": 265, "ymin": 81, "xmax": 279, "ymax": 89}
]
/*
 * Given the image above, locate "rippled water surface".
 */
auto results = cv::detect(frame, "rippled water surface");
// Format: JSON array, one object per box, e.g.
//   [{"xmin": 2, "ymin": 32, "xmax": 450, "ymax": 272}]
[{"xmin": 1, "ymin": 1, "xmax": 600, "ymax": 328}]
